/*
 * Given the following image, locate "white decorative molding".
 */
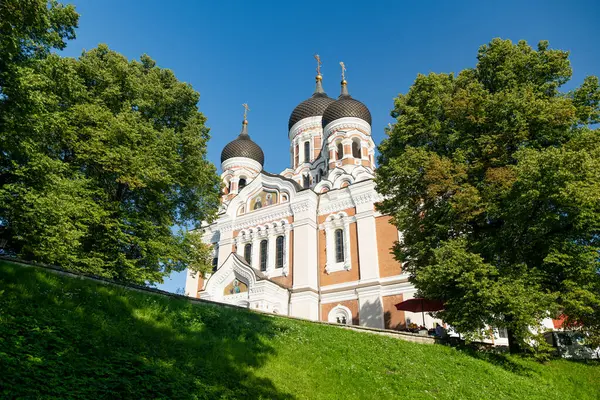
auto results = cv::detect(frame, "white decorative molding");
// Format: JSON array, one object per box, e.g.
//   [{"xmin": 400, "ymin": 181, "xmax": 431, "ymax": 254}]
[
  {"xmin": 328, "ymin": 304, "xmax": 353, "ymax": 324},
  {"xmin": 218, "ymin": 223, "xmax": 234, "ymax": 233},
  {"xmin": 321, "ymin": 290, "xmax": 359, "ymax": 304},
  {"xmin": 323, "ymin": 117, "xmax": 371, "ymax": 139},
  {"xmin": 291, "ymin": 201, "xmax": 312, "ymax": 214},
  {"xmin": 232, "ymin": 207, "xmax": 293, "ymax": 231},
  {"xmin": 319, "ymin": 198, "xmax": 355, "ymax": 216},
  {"xmin": 380, "ymin": 280, "xmax": 414, "ymax": 297},
  {"xmin": 221, "ymin": 157, "xmax": 262, "ymax": 173},
  {"xmin": 289, "ymin": 116, "xmax": 323, "ymax": 140}
]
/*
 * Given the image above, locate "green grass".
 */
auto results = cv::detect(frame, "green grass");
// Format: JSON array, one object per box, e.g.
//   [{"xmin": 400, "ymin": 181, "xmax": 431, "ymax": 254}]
[{"xmin": 0, "ymin": 260, "xmax": 598, "ymax": 399}]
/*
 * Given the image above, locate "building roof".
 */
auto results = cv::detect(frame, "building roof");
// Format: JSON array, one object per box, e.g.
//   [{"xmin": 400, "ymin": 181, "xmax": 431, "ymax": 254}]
[
  {"xmin": 220, "ymin": 120, "xmax": 265, "ymax": 166},
  {"xmin": 288, "ymin": 76, "xmax": 335, "ymax": 130},
  {"xmin": 322, "ymin": 81, "xmax": 372, "ymax": 128}
]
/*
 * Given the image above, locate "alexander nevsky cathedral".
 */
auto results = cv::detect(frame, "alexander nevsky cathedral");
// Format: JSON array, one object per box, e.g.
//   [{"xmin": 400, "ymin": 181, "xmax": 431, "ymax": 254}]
[{"xmin": 185, "ymin": 62, "xmax": 422, "ymax": 330}]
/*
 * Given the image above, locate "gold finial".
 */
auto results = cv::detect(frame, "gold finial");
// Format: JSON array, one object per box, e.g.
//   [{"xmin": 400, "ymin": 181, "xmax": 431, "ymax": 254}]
[
  {"xmin": 340, "ymin": 61, "xmax": 346, "ymax": 82},
  {"xmin": 242, "ymin": 103, "xmax": 250, "ymax": 121},
  {"xmin": 314, "ymin": 54, "xmax": 322, "ymax": 77}
]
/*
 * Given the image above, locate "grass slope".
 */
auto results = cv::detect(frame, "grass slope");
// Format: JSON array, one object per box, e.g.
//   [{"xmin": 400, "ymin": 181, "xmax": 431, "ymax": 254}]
[{"xmin": 0, "ymin": 260, "xmax": 598, "ymax": 399}]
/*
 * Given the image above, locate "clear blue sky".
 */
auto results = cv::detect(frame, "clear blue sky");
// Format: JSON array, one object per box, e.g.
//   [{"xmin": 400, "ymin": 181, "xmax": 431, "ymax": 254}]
[{"xmin": 59, "ymin": 0, "xmax": 599, "ymax": 292}]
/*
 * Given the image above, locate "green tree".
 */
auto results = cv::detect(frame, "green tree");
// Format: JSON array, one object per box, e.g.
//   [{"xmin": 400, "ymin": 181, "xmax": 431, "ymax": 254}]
[
  {"xmin": 376, "ymin": 38, "xmax": 600, "ymax": 352},
  {"xmin": 0, "ymin": 2, "xmax": 220, "ymax": 284}
]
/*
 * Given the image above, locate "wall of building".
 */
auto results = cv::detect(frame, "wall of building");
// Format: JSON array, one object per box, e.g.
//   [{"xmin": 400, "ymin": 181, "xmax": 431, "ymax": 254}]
[
  {"xmin": 382, "ymin": 294, "xmax": 405, "ymax": 330},
  {"xmin": 375, "ymin": 215, "xmax": 402, "ymax": 278}
]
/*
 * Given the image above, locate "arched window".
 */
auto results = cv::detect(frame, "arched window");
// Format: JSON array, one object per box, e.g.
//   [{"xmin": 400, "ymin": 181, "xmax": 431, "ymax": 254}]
[
  {"xmin": 304, "ymin": 141, "xmax": 310, "ymax": 163},
  {"xmin": 212, "ymin": 257, "xmax": 218, "ymax": 272},
  {"xmin": 336, "ymin": 142, "xmax": 343, "ymax": 160},
  {"xmin": 244, "ymin": 243, "xmax": 252, "ymax": 264},
  {"xmin": 335, "ymin": 229, "xmax": 344, "ymax": 263},
  {"xmin": 352, "ymin": 140, "xmax": 361, "ymax": 158},
  {"xmin": 238, "ymin": 178, "xmax": 247, "ymax": 190},
  {"xmin": 260, "ymin": 240, "xmax": 268, "ymax": 271},
  {"xmin": 276, "ymin": 236, "xmax": 284, "ymax": 268},
  {"xmin": 303, "ymin": 175, "xmax": 310, "ymax": 189}
]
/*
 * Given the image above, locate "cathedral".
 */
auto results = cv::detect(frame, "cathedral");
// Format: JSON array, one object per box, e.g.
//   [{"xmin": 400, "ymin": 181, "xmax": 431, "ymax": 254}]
[{"xmin": 184, "ymin": 62, "xmax": 421, "ymax": 330}]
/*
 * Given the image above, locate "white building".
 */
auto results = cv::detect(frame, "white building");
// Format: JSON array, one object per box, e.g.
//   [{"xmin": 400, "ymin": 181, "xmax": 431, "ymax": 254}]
[{"xmin": 184, "ymin": 68, "xmax": 435, "ymax": 330}]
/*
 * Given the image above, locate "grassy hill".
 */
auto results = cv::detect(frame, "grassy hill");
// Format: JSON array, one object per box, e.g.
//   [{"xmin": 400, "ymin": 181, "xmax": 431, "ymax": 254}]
[{"xmin": 0, "ymin": 260, "xmax": 598, "ymax": 399}]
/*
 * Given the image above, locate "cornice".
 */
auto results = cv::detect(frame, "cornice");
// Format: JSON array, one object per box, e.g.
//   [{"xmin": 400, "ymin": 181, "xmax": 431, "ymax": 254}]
[
  {"xmin": 323, "ymin": 117, "xmax": 371, "ymax": 138},
  {"xmin": 318, "ymin": 198, "xmax": 355, "ymax": 216},
  {"xmin": 291, "ymin": 200, "xmax": 312, "ymax": 214},
  {"xmin": 228, "ymin": 206, "xmax": 294, "ymax": 232},
  {"xmin": 221, "ymin": 157, "xmax": 262, "ymax": 174},
  {"xmin": 289, "ymin": 116, "xmax": 323, "ymax": 140}
]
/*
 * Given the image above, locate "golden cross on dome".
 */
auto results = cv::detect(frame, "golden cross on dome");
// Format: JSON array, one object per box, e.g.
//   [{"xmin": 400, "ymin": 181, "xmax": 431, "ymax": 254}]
[
  {"xmin": 340, "ymin": 62, "xmax": 346, "ymax": 81},
  {"xmin": 242, "ymin": 103, "xmax": 250, "ymax": 120},
  {"xmin": 314, "ymin": 54, "xmax": 322, "ymax": 76}
]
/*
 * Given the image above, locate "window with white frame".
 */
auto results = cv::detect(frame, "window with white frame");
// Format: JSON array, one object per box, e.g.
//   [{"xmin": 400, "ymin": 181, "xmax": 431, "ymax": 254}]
[
  {"xmin": 260, "ymin": 239, "xmax": 268, "ymax": 271},
  {"xmin": 304, "ymin": 141, "xmax": 310, "ymax": 163},
  {"xmin": 244, "ymin": 243, "xmax": 252, "ymax": 264},
  {"xmin": 336, "ymin": 141, "xmax": 343, "ymax": 160},
  {"xmin": 211, "ymin": 244, "xmax": 219, "ymax": 272},
  {"xmin": 323, "ymin": 212, "xmax": 352, "ymax": 274},
  {"xmin": 352, "ymin": 139, "xmax": 361, "ymax": 158},
  {"xmin": 334, "ymin": 229, "xmax": 344, "ymax": 262},
  {"xmin": 275, "ymin": 235, "xmax": 284, "ymax": 268}
]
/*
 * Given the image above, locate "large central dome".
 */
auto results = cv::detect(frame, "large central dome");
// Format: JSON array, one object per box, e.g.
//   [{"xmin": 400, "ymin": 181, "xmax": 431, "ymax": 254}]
[
  {"xmin": 288, "ymin": 76, "xmax": 335, "ymax": 130},
  {"xmin": 322, "ymin": 80, "xmax": 371, "ymax": 128},
  {"xmin": 221, "ymin": 120, "xmax": 264, "ymax": 166}
]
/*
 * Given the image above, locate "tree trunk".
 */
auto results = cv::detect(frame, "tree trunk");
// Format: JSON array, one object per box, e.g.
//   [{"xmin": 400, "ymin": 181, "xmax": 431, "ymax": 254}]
[{"xmin": 506, "ymin": 327, "xmax": 521, "ymax": 354}]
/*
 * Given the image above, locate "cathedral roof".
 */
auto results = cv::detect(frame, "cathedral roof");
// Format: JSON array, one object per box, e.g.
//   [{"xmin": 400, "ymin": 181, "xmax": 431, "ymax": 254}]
[
  {"xmin": 288, "ymin": 75, "xmax": 335, "ymax": 130},
  {"xmin": 220, "ymin": 120, "xmax": 265, "ymax": 166},
  {"xmin": 322, "ymin": 80, "xmax": 372, "ymax": 128}
]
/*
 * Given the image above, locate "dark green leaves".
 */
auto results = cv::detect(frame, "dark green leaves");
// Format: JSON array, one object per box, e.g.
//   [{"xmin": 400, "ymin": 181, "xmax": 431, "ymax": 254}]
[
  {"xmin": 0, "ymin": 3, "xmax": 220, "ymax": 284},
  {"xmin": 377, "ymin": 38, "xmax": 600, "ymax": 351}
]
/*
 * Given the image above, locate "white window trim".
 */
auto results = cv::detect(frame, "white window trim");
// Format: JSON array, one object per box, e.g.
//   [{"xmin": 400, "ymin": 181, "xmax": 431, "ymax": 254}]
[
  {"xmin": 266, "ymin": 222, "xmax": 290, "ymax": 278},
  {"xmin": 328, "ymin": 304, "xmax": 353, "ymax": 324},
  {"xmin": 323, "ymin": 212, "xmax": 353, "ymax": 274}
]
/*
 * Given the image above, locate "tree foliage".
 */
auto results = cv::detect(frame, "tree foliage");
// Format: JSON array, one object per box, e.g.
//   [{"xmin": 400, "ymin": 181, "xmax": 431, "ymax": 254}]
[
  {"xmin": 376, "ymin": 39, "xmax": 600, "ymax": 351},
  {"xmin": 0, "ymin": 1, "xmax": 220, "ymax": 284}
]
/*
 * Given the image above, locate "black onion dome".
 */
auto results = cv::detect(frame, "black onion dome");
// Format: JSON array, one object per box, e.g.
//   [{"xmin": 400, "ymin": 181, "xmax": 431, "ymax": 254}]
[
  {"xmin": 288, "ymin": 76, "xmax": 335, "ymax": 130},
  {"xmin": 221, "ymin": 121, "xmax": 264, "ymax": 166},
  {"xmin": 322, "ymin": 81, "xmax": 372, "ymax": 128}
]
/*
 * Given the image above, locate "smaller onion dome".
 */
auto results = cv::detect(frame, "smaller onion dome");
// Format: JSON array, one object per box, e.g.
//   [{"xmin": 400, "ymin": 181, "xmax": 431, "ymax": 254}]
[
  {"xmin": 322, "ymin": 79, "xmax": 372, "ymax": 128},
  {"xmin": 221, "ymin": 119, "xmax": 265, "ymax": 166},
  {"xmin": 288, "ymin": 75, "xmax": 335, "ymax": 130}
]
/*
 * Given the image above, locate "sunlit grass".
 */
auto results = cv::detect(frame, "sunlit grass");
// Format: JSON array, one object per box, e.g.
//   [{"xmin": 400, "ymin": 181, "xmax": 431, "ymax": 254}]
[{"xmin": 1, "ymin": 260, "xmax": 598, "ymax": 399}]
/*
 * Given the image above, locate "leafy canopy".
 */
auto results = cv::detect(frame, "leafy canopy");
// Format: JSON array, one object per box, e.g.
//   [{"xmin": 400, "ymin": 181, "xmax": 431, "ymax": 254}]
[
  {"xmin": 376, "ymin": 38, "xmax": 600, "ymax": 350},
  {"xmin": 0, "ymin": 1, "xmax": 221, "ymax": 284}
]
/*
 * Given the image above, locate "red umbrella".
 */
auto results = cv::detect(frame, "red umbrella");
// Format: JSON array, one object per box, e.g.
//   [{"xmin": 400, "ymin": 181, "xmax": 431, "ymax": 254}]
[{"xmin": 395, "ymin": 298, "xmax": 444, "ymax": 328}]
